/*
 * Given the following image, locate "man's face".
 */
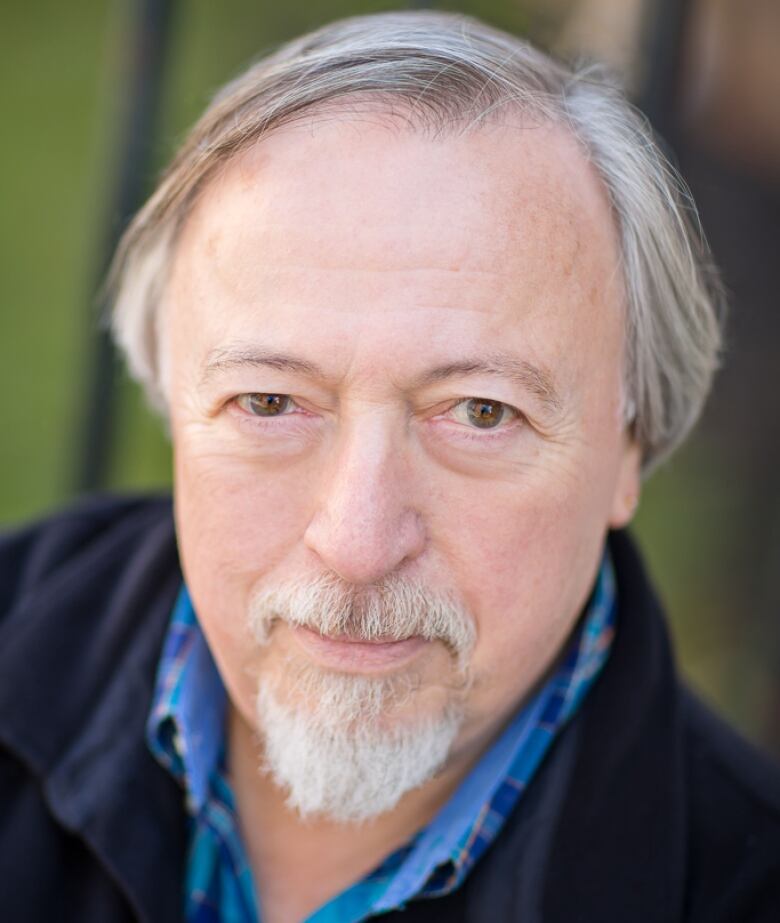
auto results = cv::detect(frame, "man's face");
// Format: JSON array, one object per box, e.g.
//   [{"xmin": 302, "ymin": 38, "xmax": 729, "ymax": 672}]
[{"xmin": 165, "ymin": 115, "xmax": 640, "ymax": 817}]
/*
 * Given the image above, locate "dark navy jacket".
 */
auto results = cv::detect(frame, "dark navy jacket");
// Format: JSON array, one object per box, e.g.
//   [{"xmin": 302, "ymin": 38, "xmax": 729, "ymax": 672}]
[{"xmin": 1, "ymin": 495, "xmax": 779, "ymax": 922}]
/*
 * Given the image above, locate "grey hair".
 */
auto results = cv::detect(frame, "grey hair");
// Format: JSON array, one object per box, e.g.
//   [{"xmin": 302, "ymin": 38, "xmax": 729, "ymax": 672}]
[{"xmin": 109, "ymin": 10, "xmax": 723, "ymax": 472}]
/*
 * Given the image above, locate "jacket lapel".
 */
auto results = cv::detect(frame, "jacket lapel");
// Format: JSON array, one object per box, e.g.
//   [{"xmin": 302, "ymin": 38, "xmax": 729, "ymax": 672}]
[{"xmin": 539, "ymin": 529, "xmax": 688, "ymax": 922}]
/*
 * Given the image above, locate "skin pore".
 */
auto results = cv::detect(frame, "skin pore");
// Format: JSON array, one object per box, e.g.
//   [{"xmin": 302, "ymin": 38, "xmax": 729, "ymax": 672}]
[{"xmin": 164, "ymin": 114, "xmax": 641, "ymax": 923}]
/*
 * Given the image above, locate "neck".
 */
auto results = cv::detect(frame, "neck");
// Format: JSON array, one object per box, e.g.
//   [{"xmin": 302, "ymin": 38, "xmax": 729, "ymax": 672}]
[{"xmin": 226, "ymin": 705, "xmax": 484, "ymax": 923}]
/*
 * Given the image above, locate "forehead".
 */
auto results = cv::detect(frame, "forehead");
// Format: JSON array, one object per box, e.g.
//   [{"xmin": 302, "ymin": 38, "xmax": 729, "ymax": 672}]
[
  {"xmin": 166, "ymin": 114, "xmax": 624, "ymax": 392},
  {"xmin": 180, "ymin": 114, "xmax": 613, "ymax": 272}
]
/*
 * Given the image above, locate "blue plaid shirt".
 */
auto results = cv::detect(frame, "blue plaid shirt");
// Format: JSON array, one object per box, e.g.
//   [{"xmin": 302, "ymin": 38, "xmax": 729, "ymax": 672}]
[{"xmin": 147, "ymin": 555, "xmax": 617, "ymax": 922}]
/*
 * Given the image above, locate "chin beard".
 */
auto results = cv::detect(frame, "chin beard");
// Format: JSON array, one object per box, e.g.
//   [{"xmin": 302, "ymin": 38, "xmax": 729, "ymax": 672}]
[
  {"xmin": 247, "ymin": 571, "xmax": 475, "ymax": 822},
  {"xmin": 254, "ymin": 665, "xmax": 466, "ymax": 823}
]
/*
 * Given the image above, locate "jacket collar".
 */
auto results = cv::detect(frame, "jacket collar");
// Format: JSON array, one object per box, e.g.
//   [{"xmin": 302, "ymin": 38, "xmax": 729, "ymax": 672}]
[{"xmin": 0, "ymin": 497, "xmax": 186, "ymax": 923}]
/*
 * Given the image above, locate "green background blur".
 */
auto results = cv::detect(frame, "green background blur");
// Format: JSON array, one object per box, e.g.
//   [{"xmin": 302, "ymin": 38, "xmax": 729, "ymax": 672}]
[{"xmin": 2, "ymin": 0, "xmax": 778, "ymax": 755}]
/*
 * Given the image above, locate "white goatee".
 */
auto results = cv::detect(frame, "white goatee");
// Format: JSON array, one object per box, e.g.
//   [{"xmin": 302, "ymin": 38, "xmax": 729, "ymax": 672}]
[{"xmin": 248, "ymin": 573, "xmax": 475, "ymax": 823}]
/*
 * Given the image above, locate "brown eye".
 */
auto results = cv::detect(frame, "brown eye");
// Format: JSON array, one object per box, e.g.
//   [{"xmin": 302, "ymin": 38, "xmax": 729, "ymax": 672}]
[
  {"xmin": 239, "ymin": 393, "xmax": 292, "ymax": 416},
  {"xmin": 465, "ymin": 398, "xmax": 507, "ymax": 429}
]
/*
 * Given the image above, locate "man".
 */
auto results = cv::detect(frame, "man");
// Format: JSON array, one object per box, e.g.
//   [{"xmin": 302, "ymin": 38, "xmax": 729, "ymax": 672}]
[{"xmin": 1, "ymin": 10, "xmax": 778, "ymax": 923}]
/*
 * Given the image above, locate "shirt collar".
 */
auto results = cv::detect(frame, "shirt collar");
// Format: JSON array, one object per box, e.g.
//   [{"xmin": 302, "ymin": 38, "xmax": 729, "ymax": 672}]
[{"xmin": 146, "ymin": 587, "xmax": 225, "ymax": 812}]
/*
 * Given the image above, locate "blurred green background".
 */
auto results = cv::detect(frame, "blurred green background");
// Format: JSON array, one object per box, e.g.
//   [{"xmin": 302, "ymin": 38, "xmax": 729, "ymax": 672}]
[{"xmin": 2, "ymin": 0, "xmax": 779, "ymax": 755}]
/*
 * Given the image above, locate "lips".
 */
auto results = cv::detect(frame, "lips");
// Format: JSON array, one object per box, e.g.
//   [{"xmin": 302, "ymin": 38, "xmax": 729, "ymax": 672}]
[{"xmin": 291, "ymin": 625, "xmax": 429, "ymax": 672}]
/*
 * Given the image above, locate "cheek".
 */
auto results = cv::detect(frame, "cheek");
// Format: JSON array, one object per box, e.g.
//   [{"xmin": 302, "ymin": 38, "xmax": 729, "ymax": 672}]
[
  {"xmin": 435, "ymin": 463, "xmax": 605, "ymax": 604},
  {"xmin": 432, "ymin": 466, "xmax": 609, "ymax": 718},
  {"xmin": 174, "ymin": 446, "xmax": 310, "ymax": 585},
  {"xmin": 172, "ymin": 432, "xmax": 313, "ymax": 665},
  {"xmin": 171, "ymin": 429, "xmax": 323, "ymax": 727}
]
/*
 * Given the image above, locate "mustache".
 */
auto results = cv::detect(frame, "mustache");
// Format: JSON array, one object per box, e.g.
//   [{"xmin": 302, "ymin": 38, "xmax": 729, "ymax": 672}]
[{"xmin": 248, "ymin": 572, "xmax": 476, "ymax": 667}]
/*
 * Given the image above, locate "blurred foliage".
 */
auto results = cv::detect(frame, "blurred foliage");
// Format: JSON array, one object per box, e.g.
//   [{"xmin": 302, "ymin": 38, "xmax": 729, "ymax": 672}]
[{"xmin": 0, "ymin": 0, "xmax": 775, "ymax": 752}]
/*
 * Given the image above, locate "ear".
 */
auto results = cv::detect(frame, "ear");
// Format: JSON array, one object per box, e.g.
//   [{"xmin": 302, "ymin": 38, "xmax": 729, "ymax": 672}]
[{"xmin": 608, "ymin": 437, "xmax": 642, "ymax": 529}]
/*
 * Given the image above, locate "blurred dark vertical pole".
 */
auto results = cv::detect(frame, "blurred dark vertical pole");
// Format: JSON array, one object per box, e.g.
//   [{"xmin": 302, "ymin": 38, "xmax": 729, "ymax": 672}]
[
  {"xmin": 77, "ymin": 0, "xmax": 177, "ymax": 492},
  {"xmin": 638, "ymin": 0, "xmax": 695, "ymax": 137}
]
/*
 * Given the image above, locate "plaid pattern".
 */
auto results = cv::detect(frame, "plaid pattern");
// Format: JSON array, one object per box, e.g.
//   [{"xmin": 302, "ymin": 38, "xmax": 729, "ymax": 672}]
[{"xmin": 147, "ymin": 554, "xmax": 616, "ymax": 922}]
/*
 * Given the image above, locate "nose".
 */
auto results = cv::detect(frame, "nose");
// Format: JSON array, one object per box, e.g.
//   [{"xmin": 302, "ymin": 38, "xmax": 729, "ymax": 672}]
[{"xmin": 303, "ymin": 419, "xmax": 426, "ymax": 585}]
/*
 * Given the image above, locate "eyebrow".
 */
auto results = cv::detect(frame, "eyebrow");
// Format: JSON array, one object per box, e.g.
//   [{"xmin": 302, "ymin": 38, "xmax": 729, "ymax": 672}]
[
  {"xmin": 413, "ymin": 355, "xmax": 564, "ymax": 415},
  {"xmin": 200, "ymin": 346, "xmax": 563, "ymax": 413},
  {"xmin": 200, "ymin": 346, "xmax": 326, "ymax": 385}
]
